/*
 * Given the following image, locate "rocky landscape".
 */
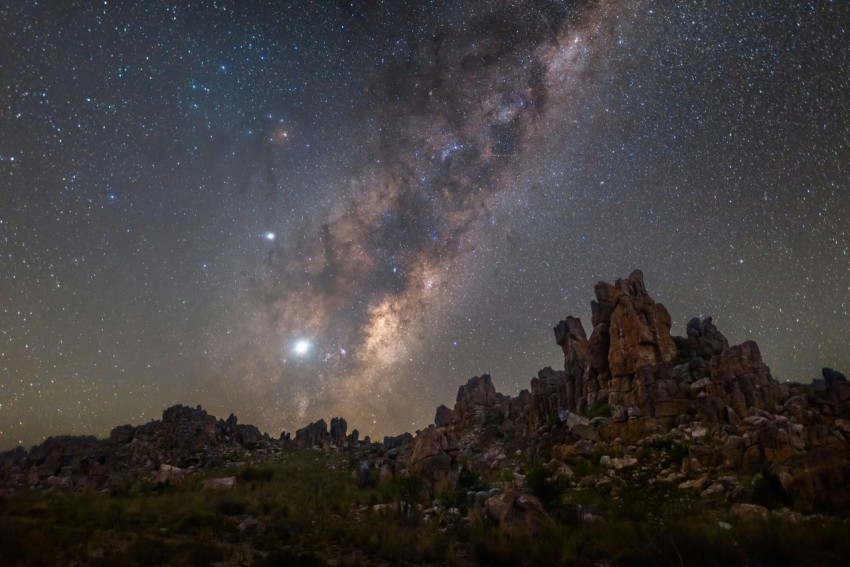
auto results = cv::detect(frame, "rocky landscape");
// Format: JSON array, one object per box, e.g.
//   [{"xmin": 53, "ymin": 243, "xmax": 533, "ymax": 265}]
[{"xmin": 2, "ymin": 270, "xmax": 849, "ymax": 566}]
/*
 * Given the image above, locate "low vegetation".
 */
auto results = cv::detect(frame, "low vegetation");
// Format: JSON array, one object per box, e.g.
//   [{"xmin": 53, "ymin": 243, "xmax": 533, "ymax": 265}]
[{"xmin": 1, "ymin": 447, "xmax": 848, "ymax": 566}]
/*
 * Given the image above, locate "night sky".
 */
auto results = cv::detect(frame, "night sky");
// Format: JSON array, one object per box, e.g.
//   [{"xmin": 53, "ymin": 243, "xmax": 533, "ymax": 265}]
[{"xmin": 2, "ymin": 1, "xmax": 849, "ymax": 450}]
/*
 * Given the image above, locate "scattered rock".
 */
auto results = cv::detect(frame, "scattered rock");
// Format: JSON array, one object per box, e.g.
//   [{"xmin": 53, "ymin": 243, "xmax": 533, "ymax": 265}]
[
  {"xmin": 202, "ymin": 477, "xmax": 235, "ymax": 492},
  {"xmin": 730, "ymin": 503, "xmax": 769, "ymax": 521}
]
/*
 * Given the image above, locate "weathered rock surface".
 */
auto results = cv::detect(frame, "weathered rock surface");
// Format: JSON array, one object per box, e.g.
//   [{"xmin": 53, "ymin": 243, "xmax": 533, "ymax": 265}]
[
  {"xmin": 296, "ymin": 419, "xmax": 329, "ymax": 448},
  {"xmin": 330, "ymin": 417, "xmax": 348, "ymax": 446},
  {"xmin": 484, "ymin": 491, "xmax": 552, "ymax": 535},
  {"xmin": 409, "ymin": 426, "xmax": 459, "ymax": 493}
]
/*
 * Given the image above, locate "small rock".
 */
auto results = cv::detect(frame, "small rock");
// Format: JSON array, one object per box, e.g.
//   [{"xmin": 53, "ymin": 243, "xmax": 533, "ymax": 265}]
[
  {"xmin": 202, "ymin": 477, "xmax": 235, "ymax": 492},
  {"xmin": 678, "ymin": 476, "xmax": 708, "ymax": 491},
  {"xmin": 730, "ymin": 503, "xmax": 769, "ymax": 521}
]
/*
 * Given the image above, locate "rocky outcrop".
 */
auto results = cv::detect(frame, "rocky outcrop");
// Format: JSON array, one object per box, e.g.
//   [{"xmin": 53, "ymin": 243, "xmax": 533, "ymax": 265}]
[
  {"xmin": 606, "ymin": 270, "xmax": 677, "ymax": 377},
  {"xmin": 705, "ymin": 340, "xmax": 786, "ymax": 415},
  {"xmin": 295, "ymin": 419, "xmax": 329, "ymax": 447},
  {"xmin": 330, "ymin": 417, "xmax": 348, "ymax": 445},
  {"xmin": 409, "ymin": 426, "xmax": 459, "ymax": 495},
  {"xmin": 811, "ymin": 367, "xmax": 850, "ymax": 415},
  {"xmin": 687, "ymin": 316, "xmax": 729, "ymax": 359},
  {"xmin": 455, "ymin": 374, "xmax": 500, "ymax": 423},
  {"xmin": 0, "ymin": 405, "xmax": 280, "ymax": 493},
  {"xmin": 434, "ymin": 405, "xmax": 458, "ymax": 428},
  {"xmin": 412, "ymin": 271, "xmax": 850, "ymax": 516}
]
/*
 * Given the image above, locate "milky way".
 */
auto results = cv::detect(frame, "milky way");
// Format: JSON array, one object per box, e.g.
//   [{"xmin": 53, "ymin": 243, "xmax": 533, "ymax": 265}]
[{"xmin": 2, "ymin": 1, "xmax": 849, "ymax": 448}]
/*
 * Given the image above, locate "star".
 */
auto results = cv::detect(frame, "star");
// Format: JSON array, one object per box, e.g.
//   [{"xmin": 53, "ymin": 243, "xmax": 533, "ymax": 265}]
[{"xmin": 292, "ymin": 339, "xmax": 311, "ymax": 356}]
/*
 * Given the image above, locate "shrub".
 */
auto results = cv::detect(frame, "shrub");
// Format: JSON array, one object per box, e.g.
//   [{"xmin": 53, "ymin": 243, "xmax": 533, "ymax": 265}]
[
  {"xmin": 750, "ymin": 467, "xmax": 792, "ymax": 508},
  {"xmin": 241, "ymin": 466, "xmax": 275, "ymax": 483},
  {"xmin": 584, "ymin": 399, "xmax": 611, "ymax": 419},
  {"xmin": 525, "ymin": 464, "xmax": 558, "ymax": 509},
  {"xmin": 212, "ymin": 495, "xmax": 248, "ymax": 516}
]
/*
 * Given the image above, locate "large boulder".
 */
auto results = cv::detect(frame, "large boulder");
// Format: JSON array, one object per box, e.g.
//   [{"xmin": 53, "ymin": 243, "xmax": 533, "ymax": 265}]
[
  {"xmin": 409, "ymin": 426, "xmax": 459, "ymax": 494},
  {"xmin": 484, "ymin": 491, "xmax": 552, "ymax": 535},
  {"xmin": 295, "ymin": 419, "xmax": 329, "ymax": 447}
]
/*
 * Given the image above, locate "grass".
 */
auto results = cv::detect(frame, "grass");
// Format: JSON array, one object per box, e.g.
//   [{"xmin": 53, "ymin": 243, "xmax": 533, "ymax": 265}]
[
  {"xmin": 2, "ymin": 446, "xmax": 849, "ymax": 565},
  {"xmin": 583, "ymin": 398, "xmax": 612, "ymax": 419}
]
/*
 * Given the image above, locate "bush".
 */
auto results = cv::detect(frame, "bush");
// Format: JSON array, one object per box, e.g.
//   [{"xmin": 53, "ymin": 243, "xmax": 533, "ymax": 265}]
[
  {"xmin": 584, "ymin": 399, "xmax": 611, "ymax": 419},
  {"xmin": 525, "ymin": 465, "xmax": 558, "ymax": 509},
  {"xmin": 750, "ymin": 468, "xmax": 792, "ymax": 508},
  {"xmin": 212, "ymin": 495, "xmax": 248, "ymax": 516},
  {"xmin": 241, "ymin": 466, "xmax": 275, "ymax": 483}
]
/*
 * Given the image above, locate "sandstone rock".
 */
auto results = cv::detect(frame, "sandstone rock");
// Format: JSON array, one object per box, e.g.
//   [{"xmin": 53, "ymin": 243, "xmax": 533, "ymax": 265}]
[
  {"xmin": 607, "ymin": 270, "xmax": 677, "ymax": 377},
  {"xmin": 409, "ymin": 426, "xmax": 459, "ymax": 493},
  {"xmin": 679, "ymin": 476, "xmax": 708, "ymax": 491},
  {"xmin": 330, "ymin": 417, "xmax": 348, "ymax": 445},
  {"xmin": 701, "ymin": 483, "xmax": 725, "ymax": 500},
  {"xmin": 202, "ymin": 477, "xmax": 235, "ymax": 492},
  {"xmin": 687, "ymin": 317, "xmax": 729, "ymax": 360},
  {"xmin": 708, "ymin": 341, "xmax": 785, "ymax": 416},
  {"xmin": 730, "ymin": 503, "xmax": 769, "ymax": 521},
  {"xmin": 771, "ymin": 507, "xmax": 803, "ymax": 524},
  {"xmin": 434, "ymin": 405, "xmax": 458, "ymax": 428},
  {"xmin": 295, "ymin": 419, "xmax": 328, "ymax": 447},
  {"xmin": 455, "ymin": 375, "xmax": 498, "ymax": 422},
  {"xmin": 777, "ymin": 448, "xmax": 850, "ymax": 513},
  {"xmin": 484, "ymin": 491, "xmax": 552, "ymax": 535},
  {"xmin": 721, "ymin": 436, "xmax": 745, "ymax": 469},
  {"xmin": 109, "ymin": 424, "xmax": 135, "ymax": 445},
  {"xmin": 570, "ymin": 423, "xmax": 601, "ymax": 443},
  {"xmin": 154, "ymin": 464, "xmax": 186, "ymax": 486}
]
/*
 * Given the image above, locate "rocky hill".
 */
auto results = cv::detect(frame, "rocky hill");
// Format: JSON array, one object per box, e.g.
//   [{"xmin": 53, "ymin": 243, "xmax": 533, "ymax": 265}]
[{"xmin": 2, "ymin": 270, "xmax": 849, "ymax": 565}]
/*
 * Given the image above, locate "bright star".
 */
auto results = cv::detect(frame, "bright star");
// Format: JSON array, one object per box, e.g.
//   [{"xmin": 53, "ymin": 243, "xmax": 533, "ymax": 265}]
[
  {"xmin": 292, "ymin": 339, "xmax": 311, "ymax": 356},
  {"xmin": 264, "ymin": 232, "xmax": 276, "ymax": 241}
]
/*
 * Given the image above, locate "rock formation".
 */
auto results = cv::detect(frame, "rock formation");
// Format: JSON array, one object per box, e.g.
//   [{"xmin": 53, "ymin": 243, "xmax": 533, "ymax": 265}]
[
  {"xmin": 295, "ymin": 419, "xmax": 329, "ymax": 447},
  {"xmin": 330, "ymin": 417, "xmax": 348, "ymax": 446},
  {"xmin": 405, "ymin": 270, "xmax": 850, "ymax": 515}
]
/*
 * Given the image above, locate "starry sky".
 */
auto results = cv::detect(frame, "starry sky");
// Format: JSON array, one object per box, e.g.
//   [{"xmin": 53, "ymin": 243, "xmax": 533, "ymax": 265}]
[{"xmin": 2, "ymin": 1, "xmax": 849, "ymax": 450}]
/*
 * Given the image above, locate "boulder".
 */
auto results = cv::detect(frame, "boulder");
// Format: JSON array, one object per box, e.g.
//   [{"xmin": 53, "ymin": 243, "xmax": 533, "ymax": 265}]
[
  {"xmin": 109, "ymin": 424, "xmax": 135, "ymax": 445},
  {"xmin": 202, "ymin": 477, "xmax": 236, "ymax": 492},
  {"xmin": 730, "ymin": 503, "xmax": 769, "ymax": 521},
  {"xmin": 409, "ymin": 426, "xmax": 459, "ymax": 493},
  {"xmin": 434, "ymin": 405, "xmax": 458, "ymax": 428},
  {"xmin": 295, "ymin": 419, "xmax": 329, "ymax": 447},
  {"xmin": 154, "ymin": 464, "xmax": 186, "ymax": 486},
  {"xmin": 484, "ymin": 491, "xmax": 552, "ymax": 535}
]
